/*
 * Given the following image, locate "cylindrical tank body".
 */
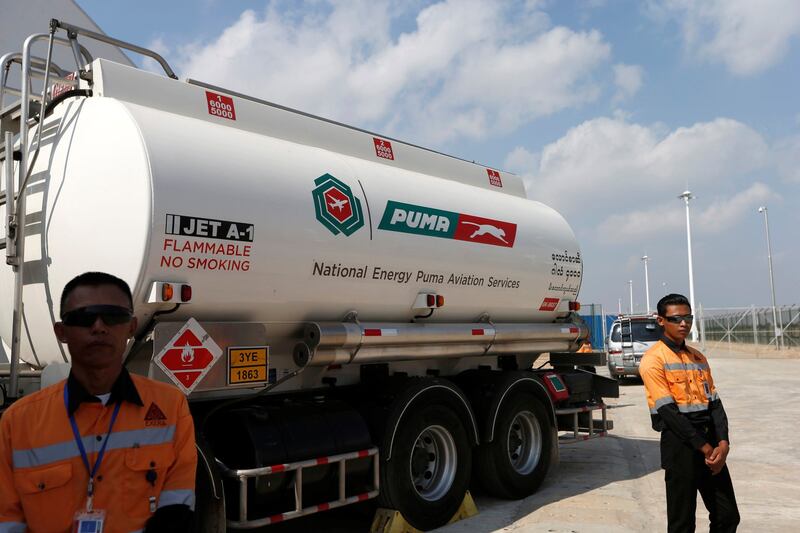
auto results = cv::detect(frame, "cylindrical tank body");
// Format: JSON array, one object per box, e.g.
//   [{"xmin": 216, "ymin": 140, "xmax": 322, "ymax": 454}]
[{"xmin": 0, "ymin": 93, "xmax": 582, "ymax": 367}]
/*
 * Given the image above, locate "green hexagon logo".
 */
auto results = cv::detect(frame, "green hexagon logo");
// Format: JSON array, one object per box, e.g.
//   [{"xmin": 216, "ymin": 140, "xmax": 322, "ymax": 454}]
[{"xmin": 312, "ymin": 173, "xmax": 364, "ymax": 236}]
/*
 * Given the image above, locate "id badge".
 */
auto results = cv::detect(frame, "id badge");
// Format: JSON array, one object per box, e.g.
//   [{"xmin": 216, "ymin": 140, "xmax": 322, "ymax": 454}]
[
  {"xmin": 703, "ymin": 381, "xmax": 711, "ymax": 398},
  {"xmin": 73, "ymin": 510, "xmax": 105, "ymax": 533}
]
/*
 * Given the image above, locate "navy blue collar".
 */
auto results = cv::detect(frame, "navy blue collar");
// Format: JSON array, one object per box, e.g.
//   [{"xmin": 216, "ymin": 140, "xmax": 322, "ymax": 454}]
[
  {"xmin": 660, "ymin": 334, "xmax": 687, "ymax": 354},
  {"xmin": 66, "ymin": 367, "xmax": 143, "ymax": 415}
]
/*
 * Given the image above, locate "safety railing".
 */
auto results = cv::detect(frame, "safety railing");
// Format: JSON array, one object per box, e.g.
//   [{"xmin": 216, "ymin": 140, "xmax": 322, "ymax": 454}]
[{"xmin": 216, "ymin": 447, "xmax": 380, "ymax": 529}]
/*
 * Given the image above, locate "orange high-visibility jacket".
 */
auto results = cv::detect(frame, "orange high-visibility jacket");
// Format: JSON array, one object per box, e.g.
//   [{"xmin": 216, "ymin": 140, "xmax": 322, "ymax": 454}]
[
  {"xmin": 640, "ymin": 338, "xmax": 729, "ymax": 450},
  {"xmin": 0, "ymin": 372, "xmax": 196, "ymax": 533}
]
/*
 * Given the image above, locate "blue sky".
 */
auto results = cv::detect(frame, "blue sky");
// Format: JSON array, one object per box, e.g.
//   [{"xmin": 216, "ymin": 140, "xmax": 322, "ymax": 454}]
[{"xmin": 75, "ymin": 0, "xmax": 800, "ymax": 312}]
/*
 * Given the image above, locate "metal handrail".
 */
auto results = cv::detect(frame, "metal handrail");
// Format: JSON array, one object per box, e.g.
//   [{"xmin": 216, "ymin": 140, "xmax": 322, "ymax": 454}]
[{"xmin": 51, "ymin": 19, "xmax": 177, "ymax": 79}]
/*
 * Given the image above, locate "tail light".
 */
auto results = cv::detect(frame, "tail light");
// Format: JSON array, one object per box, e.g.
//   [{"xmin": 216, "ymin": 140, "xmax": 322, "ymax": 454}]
[
  {"xmin": 180, "ymin": 284, "xmax": 192, "ymax": 302},
  {"xmin": 161, "ymin": 283, "xmax": 174, "ymax": 301},
  {"xmin": 148, "ymin": 281, "xmax": 193, "ymax": 303}
]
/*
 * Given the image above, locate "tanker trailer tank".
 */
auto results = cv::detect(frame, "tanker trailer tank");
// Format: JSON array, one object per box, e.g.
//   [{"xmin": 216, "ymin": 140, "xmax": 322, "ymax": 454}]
[{"xmin": 0, "ymin": 23, "xmax": 615, "ymax": 533}]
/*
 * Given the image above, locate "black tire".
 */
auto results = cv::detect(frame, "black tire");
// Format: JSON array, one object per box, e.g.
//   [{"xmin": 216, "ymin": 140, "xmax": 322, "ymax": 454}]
[
  {"xmin": 474, "ymin": 392, "xmax": 553, "ymax": 499},
  {"xmin": 379, "ymin": 403, "xmax": 472, "ymax": 531}
]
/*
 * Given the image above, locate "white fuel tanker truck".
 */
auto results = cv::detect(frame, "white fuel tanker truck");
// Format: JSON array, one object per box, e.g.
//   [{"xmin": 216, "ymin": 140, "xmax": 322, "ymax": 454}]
[{"xmin": 0, "ymin": 21, "xmax": 617, "ymax": 531}]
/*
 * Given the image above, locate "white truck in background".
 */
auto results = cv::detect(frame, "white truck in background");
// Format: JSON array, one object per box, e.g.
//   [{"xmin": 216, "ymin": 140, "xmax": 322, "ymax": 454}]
[
  {"xmin": 0, "ymin": 21, "xmax": 617, "ymax": 531},
  {"xmin": 606, "ymin": 314, "xmax": 662, "ymax": 379}
]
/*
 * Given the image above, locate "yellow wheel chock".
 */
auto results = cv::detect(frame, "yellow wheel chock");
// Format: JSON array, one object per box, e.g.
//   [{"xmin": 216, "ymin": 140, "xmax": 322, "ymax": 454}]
[{"xmin": 370, "ymin": 491, "xmax": 478, "ymax": 532}]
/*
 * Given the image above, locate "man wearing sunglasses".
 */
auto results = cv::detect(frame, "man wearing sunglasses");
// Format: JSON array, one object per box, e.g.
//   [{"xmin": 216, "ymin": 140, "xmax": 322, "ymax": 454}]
[
  {"xmin": 0, "ymin": 272, "xmax": 196, "ymax": 533},
  {"xmin": 640, "ymin": 294, "xmax": 740, "ymax": 532}
]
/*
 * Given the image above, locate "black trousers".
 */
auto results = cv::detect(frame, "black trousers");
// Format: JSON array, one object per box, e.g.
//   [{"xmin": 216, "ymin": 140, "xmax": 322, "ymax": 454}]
[{"xmin": 661, "ymin": 430, "xmax": 740, "ymax": 533}]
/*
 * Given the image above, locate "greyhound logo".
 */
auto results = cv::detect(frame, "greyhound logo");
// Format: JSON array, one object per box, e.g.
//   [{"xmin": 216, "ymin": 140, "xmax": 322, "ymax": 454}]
[{"xmin": 460, "ymin": 221, "xmax": 509, "ymax": 244}]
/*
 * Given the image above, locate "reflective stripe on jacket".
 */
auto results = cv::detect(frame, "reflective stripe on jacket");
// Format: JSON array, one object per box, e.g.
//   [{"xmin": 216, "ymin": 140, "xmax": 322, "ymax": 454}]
[
  {"xmin": 640, "ymin": 339, "xmax": 718, "ymax": 416},
  {"xmin": 0, "ymin": 374, "xmax": 196, "ymax": 533}
]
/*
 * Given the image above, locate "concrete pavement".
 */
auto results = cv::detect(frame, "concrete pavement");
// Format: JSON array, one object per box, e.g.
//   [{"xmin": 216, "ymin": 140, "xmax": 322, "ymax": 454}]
[{"xmin": 441, "ymin": 350, "xmax": 800, "ymax": 532}]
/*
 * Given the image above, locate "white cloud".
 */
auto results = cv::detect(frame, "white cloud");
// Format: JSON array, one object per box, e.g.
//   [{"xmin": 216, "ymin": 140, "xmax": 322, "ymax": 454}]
[
  {"xmin": 612, "ymin": 63, "xmax": 643, "ymax": 101},
  {"xmin": 504, "ymin": 146, "xmax": 540, "ymax": 175},
  {"xmin": 523, "ymin": 116, "xmax": 768, "ymax": 213},
  {"xmin": 170, "ymin": 0, "xmax": 612, "ymax": 144},
  {"xmin": 774, "ymin": 135, "xmax": 800, "ymax": 182},
  {"xmin": 652, "ymin": 0, "xmax": 800, "ymax": 75},
  {"xmin": 597, "ymin": 182, "xmax": 773, "ymax": 241}
]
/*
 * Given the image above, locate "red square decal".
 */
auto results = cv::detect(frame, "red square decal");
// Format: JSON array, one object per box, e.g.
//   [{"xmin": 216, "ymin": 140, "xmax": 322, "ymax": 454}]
[
  {"xmin": 539, "ymin": 298, "xmax": 560, "ymax": 312},
  {"xmin": 487, "ymin": 169, "xmax": 503, "ymax": 187},
  {"xmin": 373, "ymin": 138, "xmax": 394, "ymax": 160},
  {"xmin": 206, "ymin": 91, "xmax": 236, "ymax": 121}
]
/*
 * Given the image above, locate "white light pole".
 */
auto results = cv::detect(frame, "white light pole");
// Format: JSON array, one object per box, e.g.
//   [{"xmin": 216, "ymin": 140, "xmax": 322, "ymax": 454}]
[
  {"xmin": 662, "ymin": 282, "xmax": 668, "ymax": 295},
  {"xmin": 628, "ymin": 280, "xmax": 634, "ymax": 315},
  {"xmin": 678, "ymin": 190, "xmax": 698, "ymax": 341},
  {"xmin": 618, "ymin": 298, "xmax": 622, "ymax": 315},
  {"xmin": 642, "ymin": 255, "xmax": 651, "ymax": 314},
  {"xmin": 757, "ymin": 206, "xmax": 783, "ymax": 349}
]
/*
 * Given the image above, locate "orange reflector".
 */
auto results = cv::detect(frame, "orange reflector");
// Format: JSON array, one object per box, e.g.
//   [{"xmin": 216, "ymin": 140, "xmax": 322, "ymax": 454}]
[
  {"xmin": 180, "ymin": 284, "xmax": 192, "ymax": 302},
  {"xmin": 436, "ymin": 295, "xmax": 445, "ymax": 307},
  {"xmin": 569, "ymin": 301, "xmax": 581, "ymax": 311},
  {"xmin": 427, "ymin": 294, "xmax": 435, "ymax": 307},
  {"xmin": 161, "ymin": 283, "xmax": 174, "ymax": 301}
]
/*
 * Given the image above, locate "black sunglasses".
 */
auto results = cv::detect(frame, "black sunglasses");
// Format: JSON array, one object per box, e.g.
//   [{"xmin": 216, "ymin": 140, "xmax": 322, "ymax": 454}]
[
  {"xmin": 61, "ymin": 305, "xmax": 133, "ymax": 327},
  {"xmin": 663, "ymin": 314, "xmax": 694, "ymax": 324}
]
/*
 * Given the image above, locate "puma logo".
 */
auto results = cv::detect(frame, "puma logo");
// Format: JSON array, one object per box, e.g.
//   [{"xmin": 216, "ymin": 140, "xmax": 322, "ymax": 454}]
[{"xmin": 460, "ymin": 221, "xmax": 509, "ymax": 244}]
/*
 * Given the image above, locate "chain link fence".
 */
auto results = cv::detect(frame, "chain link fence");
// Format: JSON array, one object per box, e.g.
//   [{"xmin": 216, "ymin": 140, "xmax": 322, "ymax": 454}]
[{"xmin": 697, "ymin": 304, "xmax": 799, "ymax": 351}]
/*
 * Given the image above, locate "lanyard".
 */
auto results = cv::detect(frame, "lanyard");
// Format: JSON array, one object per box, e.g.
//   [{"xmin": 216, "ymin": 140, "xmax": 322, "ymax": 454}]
[{"xmin": 63, "ymin": 384, "xmax": 122, "ymax": 512}]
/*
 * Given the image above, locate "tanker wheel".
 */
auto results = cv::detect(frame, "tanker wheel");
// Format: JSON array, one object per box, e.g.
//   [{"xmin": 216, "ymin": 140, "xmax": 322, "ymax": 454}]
[
  {"xmin": 475, "ymin": 392, "xmax": 553, "ymax": 499},
  {"xmin": 380, "ymin": 403, "xmax": 472, "ymax": 531}
]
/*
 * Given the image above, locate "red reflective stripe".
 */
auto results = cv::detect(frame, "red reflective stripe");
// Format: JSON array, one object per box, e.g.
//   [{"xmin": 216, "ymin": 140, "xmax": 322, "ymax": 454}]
[
  {"xmin": 471, "ymin": 329, "xmax": 484, "ymax": 336},
  {"xmin": 316, "ymin": 457, "xmax": 330, "ymax": 465},
  {"xmin": 270, "ymin": 514, "xmax": 285, "ymax": 523},
  {"xmin": 357, "ymin": 493, "xmax": 370, "ymax": 501},
  {"xmin": 271, "ymin": 464, "xmax": 287, "ymax": 473},
  {"xmin": 570, "ymin": 327, "xmax": 579, "ymax": 334},
  {"xmin": 357, "ymin": 450, "xmax": 369, "ymax": 458},
  {"xmin": 318, "ymin": 503, "xmax": 330, "ymax": 511},
  {"xmin": 364, "ymin": 329, "xmax": 381, "ymax": 336}
]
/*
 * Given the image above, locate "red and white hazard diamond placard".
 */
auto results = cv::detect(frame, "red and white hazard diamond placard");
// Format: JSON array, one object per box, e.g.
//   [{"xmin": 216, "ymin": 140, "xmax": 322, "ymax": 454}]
[{"xmin": 155, "ymin": 318, "xmax": 222, "ymax": 395}]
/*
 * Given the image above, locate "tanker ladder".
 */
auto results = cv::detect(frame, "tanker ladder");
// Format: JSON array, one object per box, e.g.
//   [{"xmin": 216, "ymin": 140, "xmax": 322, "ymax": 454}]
[
  {"xmin": 0, "ymin": 19, "xmax": 177, "ymax": 404},
  {"xmin": 217, "ymin": 447, "xmax": 380, "ymax": 528}
]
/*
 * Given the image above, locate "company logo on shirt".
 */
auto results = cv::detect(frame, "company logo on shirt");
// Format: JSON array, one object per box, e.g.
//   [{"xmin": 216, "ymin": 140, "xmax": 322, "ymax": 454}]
[{"xmin": 144, "ymin": 402, "xmax": 168, "ymax": 427}]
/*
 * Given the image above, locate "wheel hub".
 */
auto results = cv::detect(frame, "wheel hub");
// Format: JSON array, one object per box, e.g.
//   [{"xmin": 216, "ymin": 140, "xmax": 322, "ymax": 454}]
[
  {"xmin": 507, "ymin": 410, "xmax": 542, "ymax": 475},
  {"xmin": 410, "ymin": 425, "xmax": 457, "ymax": 501}
]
